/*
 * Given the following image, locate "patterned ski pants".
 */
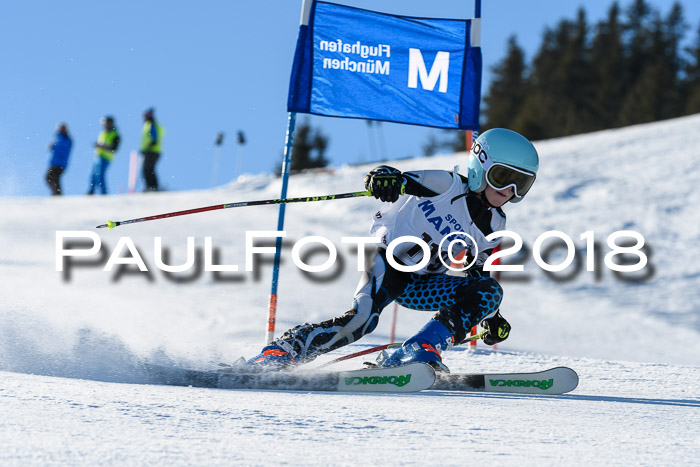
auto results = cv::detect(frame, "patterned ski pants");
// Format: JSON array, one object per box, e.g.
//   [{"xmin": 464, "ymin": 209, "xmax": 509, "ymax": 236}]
[{"xmin": 273, "ymin": 248, "xmax": 503, "ymax": 363}]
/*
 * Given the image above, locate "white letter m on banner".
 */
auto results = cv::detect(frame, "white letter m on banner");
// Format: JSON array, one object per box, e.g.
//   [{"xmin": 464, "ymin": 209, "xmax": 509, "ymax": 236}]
[{"xmin": 407, "ymin": 48, "xmax": 450, "ymax": 93}]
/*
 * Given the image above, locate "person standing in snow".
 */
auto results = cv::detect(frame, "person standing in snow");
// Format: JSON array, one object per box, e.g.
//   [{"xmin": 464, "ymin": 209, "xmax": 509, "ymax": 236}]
[
  {"xmin": 88, "ymin": 116, "xmax": 120, "ymax": 195},
  {"xmin": 46, "ymin": 123, "xmax": 72, "ymax": 195},
  {"xmin": 248, "ymin": 128, "xmax": 539, "ymax": 371},
  {"xmin": 140, "ymin": 107, "xmax": 164, "ymax": 192}
]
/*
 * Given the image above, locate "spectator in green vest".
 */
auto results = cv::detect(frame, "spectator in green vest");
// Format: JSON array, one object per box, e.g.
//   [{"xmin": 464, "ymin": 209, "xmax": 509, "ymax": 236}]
[
  {"xmin": 141, "ymin": 108, "xmax": 164, "ymax": 191},
  {"xmin": 88, "ymin": 116, "xmax": 120, "ymax": 195}
]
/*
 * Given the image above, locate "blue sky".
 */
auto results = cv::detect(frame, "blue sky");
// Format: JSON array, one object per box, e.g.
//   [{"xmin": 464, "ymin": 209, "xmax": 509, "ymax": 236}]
[{"xmin": 1, "ymin": 0, "xmax": 697, "ymax": 197}]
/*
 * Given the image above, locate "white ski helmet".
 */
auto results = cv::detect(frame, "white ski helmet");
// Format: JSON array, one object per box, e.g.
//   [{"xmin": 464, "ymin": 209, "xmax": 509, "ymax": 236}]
[{"xmin": 466, "ymin": 128, "xmax": 539, "ymax": 203}]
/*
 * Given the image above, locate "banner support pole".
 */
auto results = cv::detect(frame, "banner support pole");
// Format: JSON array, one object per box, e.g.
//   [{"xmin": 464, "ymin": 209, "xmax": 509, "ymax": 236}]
[
  {"xmin": 468, "ymin": 0, "xmax": 482, "ymax": 349},
  {"xmin": 265, "ymin": 0, "xmax": 311, "ymax": 344},
  {"xmin": 266, "ymin": 112, "xmax": 297, "ymax": 344}
]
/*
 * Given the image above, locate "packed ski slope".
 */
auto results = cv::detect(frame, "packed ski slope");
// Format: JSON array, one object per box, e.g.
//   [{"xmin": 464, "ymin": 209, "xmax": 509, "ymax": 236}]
[{"xmin": 1, "ymin": 115, "xmax": 699, "ymax": 464}]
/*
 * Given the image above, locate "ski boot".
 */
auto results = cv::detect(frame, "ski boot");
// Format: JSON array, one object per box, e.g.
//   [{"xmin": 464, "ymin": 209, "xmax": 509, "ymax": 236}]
[
  {"xmin": 379, "ymin": 319, "xmax": 454, "ymax": 372},
  {"xmin": 246, "ymin": 342, "xmax": 297, "ymax": 369}
]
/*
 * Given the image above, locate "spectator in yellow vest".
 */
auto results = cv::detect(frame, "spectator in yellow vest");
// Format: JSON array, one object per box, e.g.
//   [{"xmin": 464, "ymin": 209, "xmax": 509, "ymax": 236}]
[
  {"xmin": 88, "ymin": 116, "xmax": 120, "ymax": 195},
  {"xmin": 141, "ymin": 108, "xmax": 164, "ymax": 192}
]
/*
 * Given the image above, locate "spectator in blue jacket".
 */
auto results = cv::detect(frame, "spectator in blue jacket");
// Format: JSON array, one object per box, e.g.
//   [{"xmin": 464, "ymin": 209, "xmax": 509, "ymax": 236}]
[{"xmin": 46, "ymin": 123, "xmax": 72, "ymax": 195}]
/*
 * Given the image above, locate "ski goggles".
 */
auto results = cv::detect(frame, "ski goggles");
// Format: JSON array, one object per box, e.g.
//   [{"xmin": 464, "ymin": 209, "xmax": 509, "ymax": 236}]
[{"xmin": 485, "ymin": 163, "xmax": 536, "ymax": 198}]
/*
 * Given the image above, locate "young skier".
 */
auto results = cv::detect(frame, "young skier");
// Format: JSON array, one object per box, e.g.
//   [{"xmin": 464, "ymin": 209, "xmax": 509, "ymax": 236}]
[{"xmin": 248, "ymin": 128, "xmax": 539, "ymax": 371}]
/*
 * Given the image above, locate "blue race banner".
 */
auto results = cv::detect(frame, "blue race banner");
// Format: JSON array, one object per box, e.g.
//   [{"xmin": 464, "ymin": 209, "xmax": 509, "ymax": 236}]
[{"xmin": 288, "ymin": 1, "xmax": 482, "ymax": 130}]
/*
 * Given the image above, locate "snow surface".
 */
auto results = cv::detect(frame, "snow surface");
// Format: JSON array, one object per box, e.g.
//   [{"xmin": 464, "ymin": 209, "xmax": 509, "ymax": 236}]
[{"xmin": 1, "ymin": 115, "xmax": 699, "ymax": 464}]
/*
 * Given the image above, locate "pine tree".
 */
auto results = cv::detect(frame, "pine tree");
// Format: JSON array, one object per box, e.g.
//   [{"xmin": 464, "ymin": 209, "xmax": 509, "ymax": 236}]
[
  {"xmin": 618, "ymin": 1, "xmax": 686, "ymax": 124},
  {"xmin": 623, "ymin": 0, "xmax": 654, "ymax": 79},
  {"xmin": 656, "ymin": 2, "xmax": 687, "ymax": 119},
  {"xmin": 447, "ymin": 0, "xmax": 694, "ymax": 152},
  {"xmin": 484, "ymin": 36, "xmax": 529, "ymax": 130},
  {"xmin": 561, "ymin": 9, "xmax": 597, "ymax": 134},
  {"xmin": 279, "ymin": 120, "xmax": 330, "ymax": 174},
  {"xmin": 617, "ymin": 0, "xmax": 655, "ymax": 125},
  {"xmin": 515, "ymin": 11, "xmax": 594, "ymax": 138},
  {"xmin": 590, "ymin": 2, "xmax": 625, "ymax": 128},
  {"xmin": 514, "ymin": 22, "xmax": 571, "ymax": 139},
  {"xmin": 684, "ymin": 22, "xmax": 700, "ymax": 114}
]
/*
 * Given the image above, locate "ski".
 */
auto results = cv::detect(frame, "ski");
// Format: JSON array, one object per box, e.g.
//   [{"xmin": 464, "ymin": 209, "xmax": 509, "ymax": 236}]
[
  {"xmin": 144, "ymin": 362, "xmax": 436, "ymax": 393},
  {"xmin": 431, "ymin": 366, "xmax": 579, "ymax": 395}
]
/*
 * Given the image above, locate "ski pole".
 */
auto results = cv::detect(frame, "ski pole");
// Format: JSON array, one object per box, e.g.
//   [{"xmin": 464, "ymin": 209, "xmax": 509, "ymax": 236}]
[
  {"xmin": 318, "ymin": 343, "xmax": 403, "ymax": 368},
  {"xmin": 319, "ymin": 329, "xmax": 489, "ymax": 368},
  {"xmin": 465, "ymin": 329, "xmax": 488, "ymax": 342},
  {"xmin": 96, "ymin": 190, "xmax": 372, "ymax": 230}
]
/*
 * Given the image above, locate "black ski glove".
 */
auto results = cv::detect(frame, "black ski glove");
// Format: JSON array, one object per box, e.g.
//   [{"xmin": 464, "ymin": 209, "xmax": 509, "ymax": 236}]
[
  {"xmin": 364, "ymin": 166, "xmax": 405, "ymax": 203},
  {"xmin": 481, "ymin": 311, "xmax": 511, "ymax": 345}
]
